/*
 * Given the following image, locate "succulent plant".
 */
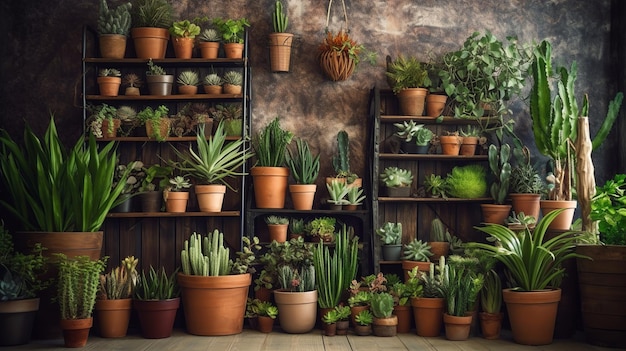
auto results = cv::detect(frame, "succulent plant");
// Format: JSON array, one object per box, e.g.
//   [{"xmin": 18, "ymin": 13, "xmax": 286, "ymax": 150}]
[
  {"xmin": 222, "ymin": 71, "xmax": 243, "ymax": 86},
  {"xmin": 199, "ymin": 28, "xmax": 220, "ymax": 42},
  {"xmin": 203, "ymin": 73, "xmax": 223, "ymax": 86},
  {"xmin": 97, "ymin": 0, "xmax": 132, "ymax": 36},
  {"xmin": 402, "ymin": 239, "xmax": 433, "ymax": 261},
  {"xmin": 265, "ymin": 215, "xmax": 289, "ymax": 225},
  {"xmin": 376, "ymin": 222, "xmax": 402, "ymax": 245},
  {"xmin": 177, "ymin": 70, "xmax": 200, "ymax": 86},
  {"xmin": 379, "ymin": 167, "xmax": 413, "ymax": 188},
  {"xmin": 99, "ymin": 68, "xmax": 121, "ymax": 77}
]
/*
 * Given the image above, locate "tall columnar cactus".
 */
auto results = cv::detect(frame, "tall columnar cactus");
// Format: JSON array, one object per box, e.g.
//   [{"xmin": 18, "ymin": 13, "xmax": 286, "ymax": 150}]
[
  {"xmin": 488, "ymin": 143, "xmax": 511, "ymax": 205},
  {"xmin": 98, "ymin": 0, "xmax": 132, "ymax": 36},
  {"xmin": 430, "ymin": 218, "xmax": 448, "ymax": 242},
  {"xmin": 181, "ymin": 230, "xmax": 232, "ymax": 276},
  {"xmin": 272, "ymin": 0, "xmax": 288, "ymax": 33},
  {"xmin": 332, "ymin": 130, "xmax": 350, "ymax": 176}
]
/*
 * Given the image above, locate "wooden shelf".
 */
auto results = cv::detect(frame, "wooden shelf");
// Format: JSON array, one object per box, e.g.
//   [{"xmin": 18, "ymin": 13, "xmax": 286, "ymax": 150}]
[
  {"xmin": 86, "ymin": 94, "xmax": 243, "ymax": 101},
  {"xmin": 380, "ymin": 115, "xmax": 498, "ymax": 125},
  {"xmin": 93, "ymin": 136, "xmax": 244, "ymax": 142},
  {"xmin": 106, "ymin": 211, "xmax": 240, "ymax": 218},
  {"xmin": 84, "ymin": 58, "xmax": 246, "ymax": 65},
  {"xmin": 379, "ymin": 153, "xmax": 488, "ymax": 161},
  {"xmin": 377, "ymin": 197, "xmax": 492, "ymax": 203}
]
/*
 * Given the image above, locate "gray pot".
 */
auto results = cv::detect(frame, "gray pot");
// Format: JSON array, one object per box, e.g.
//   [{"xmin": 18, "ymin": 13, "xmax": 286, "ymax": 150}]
[
  {"xmin": 146, "ymin": 75, "xmax": 174, "ymax": 95},
  {"xmin": 381, "ymin": 244, "xmax": 402, "ymax": 261}
]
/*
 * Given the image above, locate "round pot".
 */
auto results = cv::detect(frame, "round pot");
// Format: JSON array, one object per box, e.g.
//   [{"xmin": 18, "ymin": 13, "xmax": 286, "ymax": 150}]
[
  {"xmin": 97, "ymin": 76, "xmax": 121, "ymax": 97},
  {"xmin": 171, "ymin": 36, "xmax": 194, "ymax": 59},
  {"xmin": 204, "ymin": 85, "xmax": 223, "ymax": 94},
  {"xmin": 131, "ymin": 27, "xmax": 169, "ymax": 59},
  {"xmin": 425, "ymin": 94, "xmax": 447, "ymax": 117},
  {"xmin": 397, "ymin": 88, "xmax": 427, "ymax": 116},
  {"xmin": 428, "ymin": 241, "xmax": 450, "ymax": 262},
  {"xmin": 60, "ymin": 317, "xmax": 93, "ymax": 348},
  {"xmin": 165, "ymin": 191, "xmax": 189, "ymax": 213},
  {"xmin": 323, "ymin": 322, "xmax": 337, "ymax": 336},
  {"xmin": 269, "ymin": 33, "xmax": 294, "ymax": 72},
  {"xmin": 319, "ymin": 50, "xmax": 355, "ymax": 81},
  {"xmin": 381, "ymin": 244, "xmax": 402, "ymax": 261},
  {"xmin": 385, "ymin": 186, "xmax": 411, "ymax": 198},
  {"xmin": 146, "ymin": 75, "xmax": 174, "ymax": 96},
  {"xmin": 125, "ymin": 87, "xmax": 140, "ymax": 96},
  {"xmin": 350, "ymin": 305, "xmax": 369, "ymax": 327},
  {"xmin": 411, "ymin": 297, "xmax": 444, "ymax": 337},
  {"xmin": 502, "ymin": 288, "xmax": 561, "ymax": 345},
  {"xmin": 145, "ymin": 118, "xmax": 171, "ymax": 141},
  {"xmin": 440, "ymin": 135, "xmax": 462, "ymax": 155},
  {"xmin": 393, "ymin": 304, "xmax": 412, "ymax": 333},
  {"xmin": 372, "ymin": 315, "xmax": 398, "ymax": 337},
  {"xmin": 481, "ymin": 204, "xmax": 512, "ymax": 225},
  {"xmin": 178, "ymin": 85, "xmax": 198, "ymax": 95},
  {"xmin": 134, "ymin": 298, "xmax": 180, "ymax": 339},
  {"xmin": 459, "ymin": 136, "xmax": 478, "ymax": 156},
  {"xmin": 140, "ymin": 190, "xmax": 162, "ymax": 212},
  {"xmin": 443, "ymin": 313, "xmax": 472, "ymax": 341},
  {"xmin": 177, "ymin": 273, "xmax": 251, "ymax": 336},
  {"xmin": 273, "ymin": 290, "xmax": 318, "ymax": 334},
  {"xmin": 540, "ymin": 200, "xmax": 577, "ymax": 230},
  {"xmin": 510, "ymin": 193, "xmax": 541, "ymax": 220},
  {"xmin": 198, "ymin": 41, "xmax": 220, "ymax": 59},
  {"xmin": 195, "ymin": 184, "xmax": 226, "ymax": 212},
  {"xmin": 223, "ymin": 43, "xmax": 244, "ymax": 59},
  {"xmin": 289, "ymin": 184, "xmax": 317, "ymax": 210},
  {"xmin": 223, "ymin": 84, "xmax": 243, "ymax": 95},
  {"xmin": 336, "ymin": 320, "xmax": 349, "ymax": 335},
  {"xmin": 94, "ymin": 298, "xmax": 132, "ymax": 338},
  {"xmin": 251, "ymin": 167, "xmax": 289, "ymax": 209},
  {"xmin": 111, "ymin": 197, "xmax": 133, "ymax": 213},
  {"xmin": 257, "ymin": 316, "xmax": 275, "ymax": 333},
  {"xmin": 401, "ymin": 140, "xmax": 420, "ymax": 154},
  {"xmin": 0, "ymin": 298, "xmax": 39, "ymax": 346},
  {"xmin": 99, "ymin": 34, "xmax": 126, "ymax": 59},
  {"xmin": 267, "ymin": 223, "xmax": 288, "ymax": 243},
  {"xmin": 479, "ymin": 312, "xmax": 503, "ymax": 340},
  {"xmin": 353, "ymin": 324, "xmax": 372, "ymax": 336}
]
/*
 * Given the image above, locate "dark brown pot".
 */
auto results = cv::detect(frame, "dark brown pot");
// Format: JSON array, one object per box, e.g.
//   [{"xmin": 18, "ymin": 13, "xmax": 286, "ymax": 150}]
[
  {"xmin": 335, "ymin": 320, "xmax": 349, "ymax": 335},
  {"xmin": 428, "ymin": 242, "xmax": 450, "ymax": 262},
  {"xmin": 60, "ymin": 317, "xmax": 93, "ymax": 348},
  {"xmin": 372, "ymin": 315, "xmax": 398, "ymax": 337},
  {"xmin": 479, "ymin": 312, "xmax": 503, "ymax": 340},
  {"xmin": 503, "ymin": 288, "xmax": 561, "ymax": 345},
  {"xmin": 140, "ymin": 191, "xmax": 162, "ymax": 212},
  {"xmin": 353, "ymin": 324, "xmax": 372, "ymax": 336},
  {"xmin": 257, "ymin": 316, "xmax": 275, "ymax": 333},
  {"xmin": 385, "ymin": 186, "xmax": 411, "ymax": 198},
  {"xmin": 0, "ymin": 298, "xmax": 39, "ymax": 346},
  {"xmin": 402, "ymin": 260, "xmax": 431, "ymax": 282},
  {"xmin": 323, "ymin": 322, "xmax": 337, "ymax": 336},
  {"xmin": 134, "ymin": 298, "xmax": 180, "ymax": 339},
  {"xmin": 350, "ymin": 305, "xmax": 369, "ymax": 327},
  {"xmin": 94, "ymin": 298, "xmax": 132, "ymax": 338},
  {"xmin": 393, "ymin": 304, "xmax": 412, "ymax": 333}
]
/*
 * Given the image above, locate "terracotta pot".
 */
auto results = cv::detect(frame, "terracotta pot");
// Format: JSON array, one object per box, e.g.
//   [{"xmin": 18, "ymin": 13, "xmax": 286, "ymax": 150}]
[
  {"xmin": 0, "ymin": 298, "xmax": 39, "ymax": 346},
  {"xmin": 177, "ymin": 273, "xmax": 251, "ymax": 336},
  {"xmin": 97, "ymin": 76, "xmax": 121, "ymax": 97},
  {"xmin": 459, "ymin": 136, "xmax": 478, "ymax": 156},
  {"xmin": 350, "ymin": 305, "xmax": 369, "ymax": 327},
  {"xmin": 273, "ymin": 289, "xmax": 318, "ymax": 334},
  {"xmin": 479, "ymin": 312, "xmax": 503, "ymax": 340},
  {"xmin": 343, "ymin": 204, "xmax": 358, "ymax": 210},
  {"xmin": 397, "ymin": 88, "xmax": 428, "ymax": 116},
  {"xmin": 198, "ymin": 41, "xmax": 220, "ymax": 59},
  {"xmin": 411, "ymin": 297, "xmax": 444, "ymax": 337},
  {"xmin": 402, "ymin": 260, "xmax": 431, "ymax": 282},
  {"xmin": 381, "ymin": 244, "xmax": 402, "ymax": 261},
  {"xmin": 481, "ymin": 204, "xmax": 512, "ymax": 225},
  {"xmin": 146, "ymin": 75, "xmax": 174, "ymax": 96},
  {"xmin": 251, "ymin": 167, "xmax": 289, "ymax": 209},
  {"xmin": 267, "ymin": 223, "xmax": 288, "ymax": 243},
  {"xmin": 134, "ymin": 298, "xmax": 180, "ymax": 339},
  {"xmin": 99, "ymin": 34, "xmax": 126, "ymax": 59},
  {"xmin": 125, "ymin": 87, "xmax": 140, "ymax": 96},
  {"xmin": 425, "ymin": 94, "xmax": 447, "ymax": 117},
  {"xmin": 353, "ymin": 324, "xmax": 372, "ymax": 336},
  {"xmin": 171, "ymin": 36, "xmax": 194, "ymax": 59},
  {"xmin": 385, "ymin": 186, "xmax": 411, "ymax": 198},
  {"xmin": 439, "ymin": 135, "xmax": 462, "ymax": 155},
  {"xmin": 145, "ymin": 118, "xmax": 171, "ymax": 141},
  {"xmin": 257, "ymin": 316, "xmax": 275, "ymax": 333},
  {"xmin": 223, "ymin": 84, "xmax": 243, "ymax": 95},
  {"xmin": 540, "ymin": 200, "xmax": 577, "ymax": 230},
  {"xmin": 510, "ymin": 193, "xmax": 541, "ymax": 220},
  {"xmin": 195, "ymin": 184, "xmax": 226, "ymax": 212},
  {"xmin": 503, "ymin": 288, "xmax": 561, "ymax": 345},
  {"xmin": 319, "ymin": 50, "xmax": 355, "ymax": 81},
  {"xmin": 323, "ymin": 322, "xmax": 337, "ymax": 336},
  {"xmin": 289, "ymin": 184, "xmax": 317, "ymax": 210},
  {"xmin": 203, "ymin": 85, "xmax": 223, "ymax": 94},
  {"xmin": 140, "ymin": 190, "xmax": 162, "ymax": 212},
  {"xmin": 336, "ymin": 320, "xmax": 349, "ymax": 335},
  {"xmin": 60, "ymin": 317, "xmax": 93, "ymax": 348},
  {"xmin": 372, "ymin": 315, "xmax": 398, "ymax": 336},
  {"xmin": 131, "ymin": 27, "xmax": 169, "ymax": 59},
  {"xmin": 393, "ymin": 304, "xmax": 412, "ymax": 333},
  {"xmin": 165, "ymin": 191, "xmax": 189, "ymax": 213},
  {"xmin": 428, "ymin": 242, "xmax": 450, "ymax": 262},
  {"xmin": 443, "ymin": 313, "xmax": 472, "ymax": 341},
  {"xmin": 94, "ymin": 298, "xmax": 132, "ymax": 338},
  {"xmin": 576, "ymin": 245, "xmax": 626, "ymax": 349},
  {"xmin": 178, "ymin": 85, "xmax": 198, "ymax": 95},
  {"xmin": 100, "ymin": 118, "xmax": 121, "ymax": 138},
  {"xmin": 269, "ymin": 33, "xmax": 294, "ymax": 72},
  {"xmin": 223, "ymin": 43, "xmax": 244, "ymax": 59}
]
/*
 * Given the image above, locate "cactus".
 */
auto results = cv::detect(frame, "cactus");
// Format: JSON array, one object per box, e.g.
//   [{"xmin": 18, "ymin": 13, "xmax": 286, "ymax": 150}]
[
  {"xmin": 98, "ymin": 0, "xmax": 132, "ymax": 36},
  {"xmin": 272, "ymin": 1, "xmax": 289, "ymax": 33},
  {"xmin": 430, "ymin": 218, "xmax": 448, "ymax": 242},
  {"xmin": 488, "ymin": 143, "xmax": 511, "ymax": 204},
  {"xmin": 332, "ymin": 130, "xmax": 351, "ymax": 177},
  {"xmin": 181, "ymin": 230, "xmax": 232, "ymax": 276}
]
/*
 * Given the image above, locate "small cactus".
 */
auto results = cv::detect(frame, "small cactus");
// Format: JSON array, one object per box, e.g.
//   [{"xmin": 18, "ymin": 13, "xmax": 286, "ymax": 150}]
[
  {"xmin": 181, "ymin": 230, "xmax": 232, "ymax": 276},
  {"xmin": 97, "ymin": 0, "xmax": 132, "ymax": 36}
]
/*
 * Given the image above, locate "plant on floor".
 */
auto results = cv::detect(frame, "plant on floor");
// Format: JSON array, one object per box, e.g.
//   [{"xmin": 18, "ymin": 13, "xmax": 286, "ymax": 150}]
[
  {"xmin": 256, "ymin": 237, "xmax": 314, "ymax": 292},
  {"xmin": 276, "ymin": 264, "xmax": 315, "ymax": 292},
  {"xmin": 348, "ymin": 290, "xmax": 371, "ymax": 307},
  {"xmin": 56, "ymin": 254, "xmax": 108, "ymax": 320},
  {"xmin": 442, "ymin": 255, "xmax": 484, "ymax": 316},
  {"xmin": 590, "ymin": 174, "xmax": 626, "ymax": 245},
  {"xmin": 402, "ymin": 239, "xmax": 432, "ymax": 261},
  {"xmin": 253, "ymin": 299, "xmax": 278, "ymax": 319},
  {"xmin": 480, "ymin": 269, "xmax": 502, "ymax": 314},
  {"xmin": 98, "ymin": 256, "xmax": 138, "ymax": 300},
  {"xmin": 355, "ymin": 309, "xmax": 373, "ymax": 325},
  {"xmin": 370, "ymin": 292, "xmax": 394, "ymax": 318},
  {"xmin": 322, "ymin": 309, "xmax": 340, "ymax": 324},
  {"xmin": 134, "ymin": 266, "xmax": 179, "ymax": 300}
]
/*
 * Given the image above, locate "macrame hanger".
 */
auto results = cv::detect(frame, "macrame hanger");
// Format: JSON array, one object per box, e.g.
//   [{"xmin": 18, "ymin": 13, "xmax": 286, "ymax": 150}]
[{"xmin": 325, "ymin": 0, "xmax": 349, "ymax": 34}]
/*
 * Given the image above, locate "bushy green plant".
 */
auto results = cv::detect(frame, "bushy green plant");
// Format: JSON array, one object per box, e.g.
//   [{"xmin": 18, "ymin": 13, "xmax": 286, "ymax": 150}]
[
  {"xmin": 590, "ymin": 174, "xmax": 626, "ymax": 245},
  {"xmin": 98, "ymin": 0, "xmax": 132, "ymax": 36},
  {"xmin": 252, "ymin": 117, "xmax": 294, "ymax": 167},
  {"xmin": 130, "ymin": 0, "xmax": 173, "ymax": 29},
  {"xmin": 355, "ymin": 309, "xmax": 373, "ymax": 325},
  {"xmin": 370, "ymin": 292, "xmax": 394, "ymax": 318},
  {"xmin": 445, "ymin": 164, "xmax": 487, "ymax": 199},
  {"xmin": 386, "ymin": 55, "xmax": 429, "ymax": 94},
  {"xmin": 256, "ymin": 236, "xmax": 314, "ymax": 291},
  {"xmin": 134, "ymin": 266, "xmax": 179, "ymax": 300},
  {"xmin": 169, "ymin": 19, "xmax": 202, "ymax": 38},
  {"xmin": 213, "ymin": 17, "xmax": 250, "ymax": 44},
  {"xmin": 139, "ymin": 164, "xmax": 172, "ymax": 192},
  {"xmin": 55, "ymin": 254, "xmax": 108, "ymax": 320},
  {"xmin": 376, "ymin": 222, "xmax": 402, "ymax": 245},
  {"xmin": 306, "ymin": 217, "xmax": 336, "ymax": 242},
  {"xmin": 286, "ymin": 138, "xmax": 320, "ymax": 185},
  {"xmin": 379, "ymin": 167, "xmax": 413, "ymax": 188},
  {"xmin": 402, "ymin": 239, "xmax": 432, "ymax": 261}
]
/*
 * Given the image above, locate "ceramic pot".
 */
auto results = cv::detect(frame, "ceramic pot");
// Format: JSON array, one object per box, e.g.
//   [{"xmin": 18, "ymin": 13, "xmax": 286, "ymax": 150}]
[
  {"xmin": 267, "ymin": 223, "xmax": 288, "ymax": 243},
  {"xmin": 223, "ymin": 84, "xmax": 243, "ymax": 95},
  {"xmin": 385, "ymin": 186, "xmax": 411, "ymax": 198},
  {"xmin": 479, "ymin": 312, "xmax": 503, "ymax": 340},
  {"xmin": 350, "ymin": 305, "xmax": 369, "ymax": 327},
  {"xmin": 425, "ymin": 94, "xmax": 447, "ymax": 117},
  {"xmin": 257, "ymin": 316, "xmax": 275, "ymax": 333},
  {"xmin": 480, "ymin": 204, "xmax": 512, "ymax": 225},
  {"xmin": 165, "ymin": 191, "xmax": 189, "ymax": 213},
  {"xmin": 372, "ymin": 315, "xmax": 398, "ymax": 337},
  {"xmin": 97, "ymin": 76, "xmax": 121, "ymax": 97},
  {"xmin": 289, "ymin": 184, "xmax": 317, "ymax": 210},
  {"xmin": 172, "ymin": 36, "xmax": 194, "ymax": 59},
  {"xmin": 428, "ymin": 242, "xmax": 450, "ymax": 262},
  {"xmin": 134, "ymin": 298, "xmax": 180, "ymax": 339},
  {"xmin": 223, "ymin": 43, "xmax": 244, "ymax": 59},
  {"xmin": 411, "ymin": 297, "xmax": 444, "ymax": 337},
  {"xmin": 440, "ymin": 135, "xmax": 462, "ymax": 155},
  {"xmin": 146, "ymin": 75, "xmax": 174, "ymax": 96},
  {"xmin": 140, "ymin": 190, "xmax": 162, "ymax": 212},
  {"xmin": 323, "ymin": 323, "xmax": 337, "ymax": 336},
  {"xmin": 397, "ymin": 88, "xmax": 427, "ymax": 116},
  {"xmin": 251, "ymin": 167, "xmax": 289, "ymax": 209},
  {"xmin": 131, "ymin": 27, "xmax": 169, "ymax": 59},
  {"xmin": 94, "ymin": 298, "xmax": 132, "ymax": 338},
  {"xmin": 178, "ymin": 85, "xmax": 198, "ymax": 95},
  {"xmin": 393, "ymin": 304, "xmax": 412, "ymax": 333},
  {"xmin": 60, "ymin": 317, "xmax": 93, "ymax": 348},
  {"xmin": 204, "ymin": 85, "xmax": 223, "ymax": 94},
  {"xmin": 510, "ymin": 193, "xmax": 541, "ymax": 220},
  {"xmin": 459, "ymin": 136, "xmax": 478, "ymax": 155},
  {"xmin": 99, "ymin": 34, "xmax": 126, "ymax": 59},
  {"xmin": 198, "ymin": 41, "xmax": 220, "ymax": 59},
  {"xmin": 353, "ymin": 324, "xmax": 372, "ymax": 336},
  {"xmin": 402, "ymin": 260, "xmax": 431, "ymax": 282},
  {"xmin": 273, "ymin": 289, "xmax": 318, "ymax": 334},
  {"xmin": 195, "ymin": 184, "xmax": 226, "ymax": 212},
  {"xmin": 540, "ymin": 200, "xmax": 577, "ymax": 230},
  {"xmin": 381, "ymin": 244, "xmax": 402, "ymax": 261},
  {"xmin": 0, "ymin": 298, "xmax": 39, "ymax": 346},
  {"xmin": 336, "ymin": 320, "xmax": 349, "ymax": 335},
  {"xmin": 443, "ymin": 313, "xmax": 472, "ymax": 341}
]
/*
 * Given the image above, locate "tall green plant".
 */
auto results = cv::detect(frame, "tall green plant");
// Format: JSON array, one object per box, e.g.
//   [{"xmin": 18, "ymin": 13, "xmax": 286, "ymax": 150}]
[
  {"xmin": 134, "ymin": 266, "xmax": 179, "ymax": 300},
  {"xmin": 55, "ymin": 254, "xmax": 108, "ymax": 320},
  {"xmin": 286, "ymin": 138, "xmax": 320, "ymax": 184},
  {"xmin": 252, "ymin": 117, "xmax": 294, "ymax": 167},
  {"xmin": 272, "ymin": 0, "xmax": 288, "ymax": 33},
  {"xmin": 180, "ymin": 230, "xmax": 231, "ymax": 277},
  {"xmin": 313, "ymin": 225, "xmax": 359, "ymax": 308},
  {"xmin": 488, "ymin": 143, "xmax": 511, "ymax": 204},
  {"xmin": 0, "ymin": 117, "xmax": 130, "ymax": 232}
]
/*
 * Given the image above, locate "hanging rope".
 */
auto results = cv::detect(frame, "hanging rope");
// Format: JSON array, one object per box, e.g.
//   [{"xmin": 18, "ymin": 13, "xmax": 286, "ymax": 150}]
[{"xmin": 325, "ymin": 0, "xmax": 349, "ymax": 33}]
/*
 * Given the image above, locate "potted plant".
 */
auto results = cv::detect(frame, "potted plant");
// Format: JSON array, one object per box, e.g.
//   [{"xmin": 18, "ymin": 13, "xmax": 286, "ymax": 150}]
[
  {"xmin": 424, "ymin": 173, "xmax": 448, "ymax": 199},
  {"xmin": 273, "ymin": 264, "xmax": 318, "ymax": 334},
  {"xmin": 265, "ymin": 215, "xmax": 289, "ymax": 243},
  {"xmin": 445, "ymin": 164, "xmax": 488, "ymax": 199},
  {"xmin": 212, "ymin": 17, "xmax": 250, "ymax": 59},
  {"xmin": 318, "ymin": 29, "xmax": 372, "ymax": 81},
  {"xmin": 386, "ymin": 55, "xmax": 429, "ymax": 116},
  {"xmin": 164, "ymin": 175, "xmax": 191, "ymax": 213},
  {"xmin": 176, "ymin": 70, "xmax": 200, "ymax": 95},
  {"xmin": 137, "ymin": 105, "xmax": 170, "ymax": 141},
  {"xmin": 327, "ymin": 130, "xmax": 361, "ymax": 187},
  {"xmin": 134, "ymin": 266, "xmax": 180, "ymax": 339},
  {"xmin": 86, "ymin": 103, "xmax": 120, "ymax": 138},
  {"xmin": 344, "ymin": 186, "xmax": 366, "ymax": 210},
  {"xmin": 168, "ymin": 18, "xmax": 202, "ymax": 59},
  {"xmin": 467, "ymin": 209, "xmax": 585, "ymax": 345},
  {"xmin": 111, "ymin": 160, "xmax": 144, "ymax": 212},
  {"xmin": 269, "ymin": 0, "xmax": 294, "ymax": 72},
  {"xmin": 479, "ymin": 269, "xmax": 503, "ymax": 340},
  {"xmin": 379, "ymin": 167, "xmax": 413, "ymax": 197},
  {"xmin": 129, "ymin": 0, "xmax": 173, "ymax": 59},
  {"xmin": 138, "ymin": 164, "xmax": 172, "ymax": 212},
  {"xmin": 251, "ymin": 299, "xmax": 278, "ymax": 333},
  {"xmin": 333, "ymin": 305, "xmax": 351, "ymax": 335},
  {"xmin": 222, "ymin": 70, "xmax": 243, "ymax": 95},
  {"xmin": 441, "ymin": 256, "xmax": 483, "ymax": 341},
  {"xmin": 177, "ymin": 230, "xmax": 258, "ymax": 336},
  {"xmin": 97, "ymin": 68, "xmax": 122, "ymax": 97},
  {"xmin": 203, "ymin": 72, "xmax": 223, "ymax": 94},
  {"xmin": 55, "ymin": 254, "xmax": 107, "ymax": 348},
  {"xmin": 288, "ymin": 218, "xmax": 305, "ymax": 240},
  {"xmin": 509, "ymin": 145, "xmax": 544, "ymax": 220},
  {"xmin": 97, "ymin": 0, "xmax": 131, "ymax": 59},
  {"xmin": 286, "ymin": 138, "xmax": 320, "ymax": 210},
  {"xmin": 325, "ymin": 179, "xmax": 349, "ymax": 210},
  {"xmin": 411, "ymin": 259, "xmax": 446, "ymax": 337},
  {"xmin": 122, "ymin": 73, "xmax": 142, "ymax": 96},
  {"xmin": 145, "ymin": 59, "xmax": 174, "ymax": 96},
  {"xmin": 0, "ymin": 223, "xmax": 49, "ymax": 346},
  {"xmin": 428, "ymin": 218, "xmax": 450, "ymax": 262},
  {"xmin": 348, "ymin": 289, "xmax": 371, "ymax": 327},
  {"xmin": 481, "ymin": 143, "xmax": 512, "ymax": 224},
  {"xmin": 198, "ymin": 28, "xmax": 221, "ymax": 59},
  {"xmin": 393, "ymin": 120, "xmax": 430, "ymax": 153},
  {"xmin": 376, "ymin": 222, "xmax": 402, "ymax": 261},
  {"xmin": 370, "ymin": 292, "xmax": 397, "ymax": 336},
  {"xmin": 388, "ymin": 275, "xmax": 420, "ymax": 333},
  {"xmin": 459, "ymin": 125, "xmax": 481, "ymax": 156},
  {"xmin": 169, "ymin": 121, "xmax": 252, "ymax": 212},
  {"xmin": 94, "ymin": 256, "xmax": 138, "ymax": 338},
  {"xmin": 423, "ymin": 60, "xmax": 448, "ymax": 117},
  {"xmin": 322, "ymin": 308, "xmax": 339, "ymax": 336},
  {"xmin": 401, "ymin": 239, "xmax": 432, "ymax": 281},
  {"xmin": 354, "ymin": 309, "xmax": 373, "ymax": 336},
  {"xmin": 414, "ymin": 127, "xmax": 434, "ymax": 154},
  {"xmin": 250, "ymin": 117, "xmax": 294, "ymax": 209},
  {"xmin": 576, "ymin": 174, "xmax": 626, "ymax": 348},
  {"xmin": 439, "ymin": 130, "xmax": 463, "ymax": 155},
  {"xmin": 306, "ymin": 216, "xmax": 336, "ymax": 243}
]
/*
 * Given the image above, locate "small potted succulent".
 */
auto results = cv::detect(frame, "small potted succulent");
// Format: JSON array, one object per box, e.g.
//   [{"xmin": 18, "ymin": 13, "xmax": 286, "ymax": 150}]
[
  {"xmin": 198, "ymin": 27, "xmax": 221, "ymax": 59},
  {"xmin": 94, "ymin": 256, "xmax": 138, "ymax": 338},
  {"xmin": 97, "ymin": 68, "xmax": 122, "ymax": 97},
  {"xmin": 122, "ymin": 73, "xmax": 142, "ymax": 96},
  {"xmin": 322, "ymin": 308, "xmax": 339, "ymax": 336},
  {"xmin": 222, "ymin": 70, "xmax": 243, "ymax": 95},
  {"xmin": 376, "ymin": 222, "xmax": 402, "ymax": 261},
  {"xmin": 133, "ymin": 266, "xmax": 180, "ymax": 339},
  {"xmin": 168, "ymin": 18, "xmax": 203, "ymax": 59},
  {"xmin": 401, "ymin": 239, "xmax": 433, "ymax": 281},
  {"xmin": 97, "ymin": 0, "xmax": 131, "ymax": 59},
  {"xmin": 212, "ymin": 17, "xmax": 250, "ymax": 58},
  {"xmin": 265, "ymin": 215, "xmax": 289, "ymax": 243},
  {"xmin": 251, "ymin": 299, "xmax": 278, "ymax": 333},
  {"xmin": 176, "ymin": 70, "xmax": 200, "ymax": 95},
  {"xmin": 145, "ymin": 59, "xmax": 173, "ymax": 96},
  {"xmin": 370, "ymin": 292, "xmax": 398, "ymax": 336},
  {"xmin": 424, "ymin": 173, "xmax": 448, "ymax": 199},
  {"xmin": 306, "ymin": 216, "xmax": 336, "ymax": 243},
  {"xmin": 164, "ymin": 175, "xmax": 191, "ymax": 213},
  {"xmin": 354, "ymin": 309, "xmax": 373, "ymax": 336},
  {"xmin": 344, "ymin": 186, "xmax": 366, "ymax": 210},
  {"xmin": 379, "ymin": 167, "xmax": 413, "ymax": 197},
  {"xmin": 326, "ymin": 179, "xmax": 349, "ymax": 210},
  {"xmin": 203, "ymin": 73, "xmax": 223, "ymax": 95}
]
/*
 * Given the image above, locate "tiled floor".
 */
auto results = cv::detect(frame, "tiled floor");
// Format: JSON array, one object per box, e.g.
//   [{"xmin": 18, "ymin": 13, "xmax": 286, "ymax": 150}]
[{"xmin": 13, "ymin": 328, "xmax": 617, "ymax": 350}]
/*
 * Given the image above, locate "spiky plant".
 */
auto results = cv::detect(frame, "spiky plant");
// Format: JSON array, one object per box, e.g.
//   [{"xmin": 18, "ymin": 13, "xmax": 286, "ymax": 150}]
[
  {"xmin": 176, "ymin": 70, "xmax": 200, "ymax": 86},
  {"xmin": 222, "ymin": 71, "xmax": 243, "ymax": 86}
]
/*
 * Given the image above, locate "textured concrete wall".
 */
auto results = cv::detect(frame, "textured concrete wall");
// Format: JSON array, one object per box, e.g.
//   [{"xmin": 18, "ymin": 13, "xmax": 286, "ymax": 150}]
[{"xmin": 0, "ymin": 0, "xmax": 619, "ymax": 183}]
